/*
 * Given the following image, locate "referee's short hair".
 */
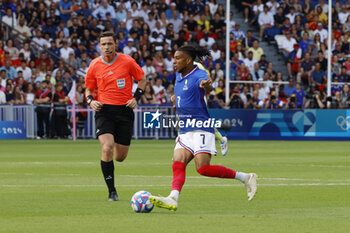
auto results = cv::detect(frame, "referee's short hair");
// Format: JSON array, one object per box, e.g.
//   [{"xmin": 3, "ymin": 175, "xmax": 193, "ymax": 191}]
[{"xmin": 98, "ymin": 31, "xmax": 117, "ymax": 42}]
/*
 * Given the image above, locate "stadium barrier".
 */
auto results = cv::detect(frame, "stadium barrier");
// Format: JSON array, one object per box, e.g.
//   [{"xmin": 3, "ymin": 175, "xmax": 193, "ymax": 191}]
[
  {"xmin": 209, "ymin": 109, "xmax": 350, "ymax": 140},
  {"xmin": 1, "ymin": 104, "xmax": 349, "ymax": 140}
]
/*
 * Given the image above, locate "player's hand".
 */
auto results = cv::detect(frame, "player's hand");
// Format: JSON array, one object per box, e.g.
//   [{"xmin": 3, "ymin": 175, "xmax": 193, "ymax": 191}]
[
  {"xmin": 170, "ymin": 95, "xmax": 176, "ymax": 111},
  {"xmin": 200, "ymin": 79, "xmax": 212, "ymax": 90},
  {"xmin": 126, "ymin": 98, "xmax": 137, "ymax": 109},
  {"xmin": 90, "ymin": 100, "xmax": 103, "ymax": 112}
]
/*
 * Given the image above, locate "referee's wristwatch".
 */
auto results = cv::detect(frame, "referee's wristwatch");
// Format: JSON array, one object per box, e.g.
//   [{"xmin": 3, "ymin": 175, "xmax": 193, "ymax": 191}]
[{"xmin": 87, "ymin": 95, "xmax": 94, "ymax": 106}]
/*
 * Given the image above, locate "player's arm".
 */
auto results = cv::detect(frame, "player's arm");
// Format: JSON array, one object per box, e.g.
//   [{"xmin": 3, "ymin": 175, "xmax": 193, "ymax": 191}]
[
  {"xmin": 85, "ymin": 88, "xmax": 103, "ymax": 111},
  {"xmin": 199, "ymin": 79, "xmax": 213, "ymax": 92},
  {"xmin": 171, "ymin": 94, "xmax": 176, "ymax": 112}
]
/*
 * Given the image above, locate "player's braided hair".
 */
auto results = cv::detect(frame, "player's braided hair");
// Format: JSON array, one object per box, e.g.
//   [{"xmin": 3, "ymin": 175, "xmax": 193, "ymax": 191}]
[{"xmin": 178, "ymin": 46, "xmax": 211, "ymax": 62}]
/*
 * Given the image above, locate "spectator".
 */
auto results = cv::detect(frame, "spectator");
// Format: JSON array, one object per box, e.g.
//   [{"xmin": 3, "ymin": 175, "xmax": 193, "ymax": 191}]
[
  {"xmin": 76, "ymin": 61, "xmax": 88, "ymax": 78},
  {"xmin": 0, "ymin": 59, "xmax": 17, "ymax": 79},
  {"xmin": 5, "ymin": 83, "xmax": 14, "ymax": 104},
  {"xmin": 0, "ymin": 87, "xmax": 6, "ymax": 104},
  {"xmin": 292, "ymin": 82, "xmax": 305, "ymax": 108},
  {"xmin": 314, "ymin": 51, "xmax": 327, "ymax": 72},
  {"xmin": 13, "ymin": 85, "xmax": 24, "ymax": 104},
  {"xmin": 285, "ymin": 6, "xmax": 297, "ymax": 24},
  {"xmin": 258, "ymin": 5, "xmax": 274, "ymax": 40},
  {"xmin": 243, "ymin": 30, "xmax": 257, "ymax": 48},
  {"xmin": 243, "ymin": 51, "xmax": 258, "ymax": 74},
  {"xmin": 153, "ymin": 51, "xmax": 165, "ymax": 74},
  {"xmin": 314, "ymin": 23, "xmax": 328, "ymax": 43},
  {"xmin": 338, "ymin": 5, "xmax": 349, "ymax": 25},
  {"xmin": 315, "ymin": 0, "xmax": 328, "ymax": 14},
  {"xmin": 152, "ymin": 78, "xmax": 166, "ymax": 104},
  {"xmin": 164, "ymin": 50, "xmax": 174, "ymax": 72},
  {"xmin": 142, "ymin": 57, "xmax": 156, "ymax": 82},
  {"xmin": 241, "ymin": 0, "xmax": 254, "ymax": 23},
  {"xmin": 169, "ymin": 10, "xmax": 182, "ymax": 34},
  {"xmin": 282, "ymin": 30, "xmax": 297, "ymax": 62},
  {"xmin": 284, "ymin": 77, "xmax": 296, "ymax": 98},
  {"xmin": 248, "ymin": 40, "xmax": 264, "ymax": 61},
  {"xmin": 251, "ymin": 62, "xmax": 264, "ymax": 81},
  {"xmin": 232, "ymin": 23, "xmax": 245, "ymax": 41},
  {"xmin": 340, "ymin": 84, "xmax": 350, "ymax": 108},
  {"xmin": 52, "ymin": 82, "xmax": 69, "ymax": 138},
  {"xmin": 210, "ymin": 13, "xmax": 225, "ymax": 33},
  {"xmin": 141, "ymin": 83, "xmax": 157, "ymax": 104},
  {"xmin": 287, "ymin": 43, "xmax": 303, "ymax": 76},
  {"xmin": 123, "ymin": 38, "xmax": 137, "ymax": 56},
  {"xmin": 258, "ymin": 54, "xmax": 269, "ymax": 71},
  {"xmin": 60, "ymin": 41, "xmax": 74, "ymax": 62},
  {"xmin": 227, "ymin": 85, "xmax": 244, "ymax": 109},
  {"xmin": 207, "ymin": 91, "xmax": 224, "ymax": 109},
  {"xmin": 246, "ymin": 90, "xmax": 264, "ymax": 109},
  {"xmin": 250, "ymin": 0, "xmax": 264, "ymax": 25},
  {"xmin": 310, "ymin": 62, "xmax": 326, "ymax": 91},
  {"xmin": 211, "ymin": 63, "xmax": 224, "ymax": 88},
  {"xmin": 14, "ymin": 14, "xmax": 32, "ymax": 40},
  {"xmin": 210, "ymin": 43, "xmax": 221, "ymax": 61},
  {"xmin": 16, "ymin": 60, "xmax": 32, "ymax": 82},
  {"xmin": 265, "ymin": 90, "xmax": 284, "ymax": 109},
  {"xmin": 199, "ymin": 32, "xmax": 215, "ymax": 49},
  {"xmin": 59, "ymin": 0, "xmax": 73, "ymax": 24},
  {"xmin": 5, "ymin": 39, "xmax": 19, "ymax": 60},
  {"xmin": 305, "ymin": 87, "xmax": 325, "ymax": 109},
  {"xmin": 2, "ymin": 8, "xmax": 17, "ymax": 27}
]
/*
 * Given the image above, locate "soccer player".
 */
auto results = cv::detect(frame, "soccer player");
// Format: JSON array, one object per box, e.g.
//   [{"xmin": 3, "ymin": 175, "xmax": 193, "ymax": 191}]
[
  {"xmin": 149, "ymin": 46, "xmax": 257, "ymax": 211},
  {"xmin": 193, "ymin": 60, "xmax": 228, "ymax": 156},
  {"xmin": 85, "ymin": 31, "xmax": 146, "ymax": 201}
]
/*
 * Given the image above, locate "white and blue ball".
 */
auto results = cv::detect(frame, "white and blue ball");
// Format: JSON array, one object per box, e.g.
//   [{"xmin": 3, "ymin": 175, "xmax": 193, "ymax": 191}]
[{"xmin": 131, "ymin": 191, "xmax": 154, "ymax": 213}]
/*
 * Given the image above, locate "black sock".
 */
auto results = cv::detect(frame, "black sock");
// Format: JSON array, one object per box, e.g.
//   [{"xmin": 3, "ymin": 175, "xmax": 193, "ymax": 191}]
[{"xmin": 101, "ymin": 160, "xmax": 116, "ymax": 193}]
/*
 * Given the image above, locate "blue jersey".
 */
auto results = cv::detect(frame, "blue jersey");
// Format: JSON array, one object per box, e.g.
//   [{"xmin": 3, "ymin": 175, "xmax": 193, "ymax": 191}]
[{"xmin": 174, "ymin": 66, "xmax": 214, "ymax": 134}]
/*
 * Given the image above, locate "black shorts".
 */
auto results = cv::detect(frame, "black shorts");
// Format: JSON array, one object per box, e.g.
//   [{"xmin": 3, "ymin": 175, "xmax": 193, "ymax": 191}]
[{"xmin": 95, "ymin": 104, "xmax": 134, "ymax": 145}]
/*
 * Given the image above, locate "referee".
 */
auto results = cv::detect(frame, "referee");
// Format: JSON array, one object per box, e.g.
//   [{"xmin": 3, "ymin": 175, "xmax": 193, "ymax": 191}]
[{"xmin": 85, "ymin": 31, "xmax": 146, "ymax": 201}]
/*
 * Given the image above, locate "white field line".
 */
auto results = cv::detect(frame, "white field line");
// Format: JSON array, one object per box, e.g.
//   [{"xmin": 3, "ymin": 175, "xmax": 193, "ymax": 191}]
[
  {"xmin": 1, "ymin": 173, "xmax": 350, "ymax": 182},
  {"xmin": 1, "ymin": 162, "xmax": 350, "ymax": 169},
  {"xmin": 1, "ymin": 183, "xmax": 350, "ymax": 188}
]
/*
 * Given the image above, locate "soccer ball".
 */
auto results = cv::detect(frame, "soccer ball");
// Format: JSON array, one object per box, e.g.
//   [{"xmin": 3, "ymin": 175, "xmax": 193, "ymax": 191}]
[{"xmin": 131, "ymin": 191, "xmax": 154, "ymax": 213}]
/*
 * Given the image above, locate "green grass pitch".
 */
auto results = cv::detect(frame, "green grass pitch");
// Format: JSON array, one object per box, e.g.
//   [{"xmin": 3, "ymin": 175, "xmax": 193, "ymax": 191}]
[{"xmin": 0, "ymin": 140, "xmax": 349, "ymax": 233}]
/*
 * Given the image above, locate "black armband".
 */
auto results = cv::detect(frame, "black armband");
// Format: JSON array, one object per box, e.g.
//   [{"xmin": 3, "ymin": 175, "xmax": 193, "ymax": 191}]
[
  {"xmin": 133, "ymin": 88, "xmax": 144, "ymax": 101},
  {"xmin": 86, "ymin": 95, "xmax": 94, "ymax": 105}
]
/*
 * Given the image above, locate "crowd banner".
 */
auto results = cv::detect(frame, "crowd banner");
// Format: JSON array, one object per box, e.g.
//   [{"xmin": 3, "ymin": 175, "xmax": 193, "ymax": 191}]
[{"xmin": 0, "ymin": 121, "xmax": 26, "ymax": 139}]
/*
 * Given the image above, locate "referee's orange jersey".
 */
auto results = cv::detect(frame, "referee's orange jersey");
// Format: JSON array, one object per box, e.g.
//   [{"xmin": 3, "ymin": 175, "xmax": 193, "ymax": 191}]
[{"xmin": 85, "ymin": 53, "xmax": 144, "ymax": 105}]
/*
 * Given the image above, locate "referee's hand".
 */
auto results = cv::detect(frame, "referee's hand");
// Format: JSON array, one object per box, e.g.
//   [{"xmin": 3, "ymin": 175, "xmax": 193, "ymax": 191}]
[
  {"xmin": 90, "ymin": 100, "xmax": 103, "ymax": 112},
  {"xmin": 126, "ymin": 98, "xmax": 137, "ymax": 109}
]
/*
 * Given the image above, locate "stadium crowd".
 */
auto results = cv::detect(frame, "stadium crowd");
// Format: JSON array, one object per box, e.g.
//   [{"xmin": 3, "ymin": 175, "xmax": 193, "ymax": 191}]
[{"xmin": 0, "ymin": 0, "xmax": 349, "ymax": 135}]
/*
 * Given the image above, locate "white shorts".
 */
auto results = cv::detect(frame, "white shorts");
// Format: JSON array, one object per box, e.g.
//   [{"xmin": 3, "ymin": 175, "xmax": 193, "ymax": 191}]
[{"xmin": 174, "ymin": 130, "xmax": 217, "ymax": 156}]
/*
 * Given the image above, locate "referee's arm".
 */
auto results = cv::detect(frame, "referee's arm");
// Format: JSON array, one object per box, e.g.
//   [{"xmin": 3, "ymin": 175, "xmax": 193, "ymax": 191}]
[
  {"xmin": 126, "ymin": 75, "xmax": 147, "ymax": 109},
  {"xmin": 85, "ymin": 88, "xmax": 103, "ymax": 111}
]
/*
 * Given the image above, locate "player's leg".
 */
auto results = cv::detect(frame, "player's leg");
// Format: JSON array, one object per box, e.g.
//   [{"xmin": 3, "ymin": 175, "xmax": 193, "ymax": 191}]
[
  {"xmin": 98, "ymin": 133, "xmax": 118, "ymax": 201},
  {"xmin": 150, "ymin": 139, "xmax": 194, "ymax": 211},
  {"xmin": 194, "ymin": 131, "xmax": 257, "ymax": 201},
  {"xmin": 195, "ymin": 152, "xmax": 257, "ymax": 201},
  {"xmin": 215, "ymin": 128, "xmax": 228, "ymax": 156}
]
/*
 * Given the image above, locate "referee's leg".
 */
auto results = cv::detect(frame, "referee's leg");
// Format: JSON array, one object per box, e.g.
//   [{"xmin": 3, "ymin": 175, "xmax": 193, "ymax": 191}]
[
  {"xmin": 113, "ymin": 144, "xmax": 129, "ymax": 162},
  {"xmin": 98, "ymin": 133, "xmax": 119, "ymax": 201}
]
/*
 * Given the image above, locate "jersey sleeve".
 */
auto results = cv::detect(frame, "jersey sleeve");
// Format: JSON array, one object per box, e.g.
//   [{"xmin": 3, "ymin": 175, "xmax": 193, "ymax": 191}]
[
  {"xmin": 84, "ymin": 61, "xmax": 97, "ymax": 90},
  {"xmin": 128, "ymin": 56, "xmax": 145, "ymax": 82},
  {"xmin": 195, "ymin": 69, "xmax": 209, "ymax": 87}
]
